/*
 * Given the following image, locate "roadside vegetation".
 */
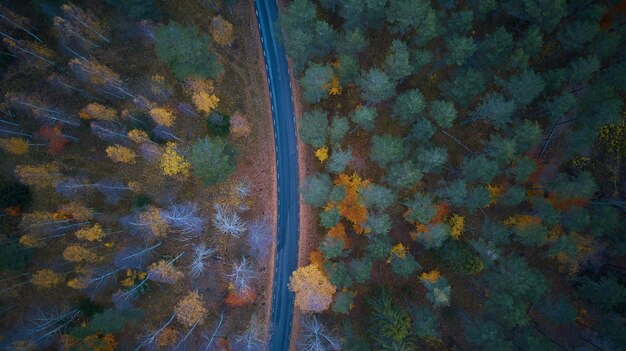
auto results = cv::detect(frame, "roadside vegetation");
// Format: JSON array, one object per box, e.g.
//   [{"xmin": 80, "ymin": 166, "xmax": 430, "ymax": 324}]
[
  {"xmin": 281, "ymin": 0, "xmax": 626, "ymax": 350},
  {"xmin": 0, "ymin": 0, "xmax": 275, "ymax": 349}
]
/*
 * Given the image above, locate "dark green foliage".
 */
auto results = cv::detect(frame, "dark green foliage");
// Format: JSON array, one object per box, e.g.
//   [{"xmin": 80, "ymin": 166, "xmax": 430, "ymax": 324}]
[
  {"xmin": 330, "ymin": 116, "xmax": 349, "ymax": 146},
  {"xmin": 415, "ymin": 146, "xmax": 447, "ymax": 174},
  {"xmin": 548, "ymin": 171, "xmax": 598, "ymax": 201},
  {"xmin": 333, "ymin": 291, "xmax": 355, "ymax": 314},
  {"xmin": 106, "ymin": 0, "xmax": 161, "ymax": 20},
  {"xmin": 391, "ymin": 252, "xmax": 421, "ymax": 277},
  {"xmin": 337, "ymin": 54, "xmax": 360, "ymax": 84},
  {"xmin": 370, "ymin": 135, "xmax": 404, "ymax": 168},
  {"xmin": 336, "ymin": 29, "xmax": 369, "ymax": 55},
  {"xmin": 386, "ymin": 0, "xmax": 437, "ymax": 44},
  {"xmin": 513, "ymin": 222, "xmax": 548, "ymax": 247},
  {"xmin": 300, "ymin": 63, "xmax": 334, "ymax": 103},
  {"xmin": 384, "ymin": 40, "xmax": 412, "ymax": 82},
  {"xmin": 69, "ymin": 309, "xmax": 144, "ymax": 338},
  {"xmin": 540, "ymin": 297, "xmax": 576, "ymax": 325},
  {"xmin": 321, "ymin": 236, "xmax": 347, "ymax": 260},
  {"xmin": 0, "ymin": 181, "xmax": 31, "ymax": 209},
  {"xmin": 385, "ymin": 161, "xmax": 423, "ymax": 189},
  {"xmin": 577, "ymin": 274, "xmax": 626, "ymax": 311},
  {"xmin": 358, "ymin": 68, "xmax": 396, "ymax": 104},
  {"xmin": 350, "ymin": 257, "xmax": 373, "ymax": 283},
  {"xmin": 418, "ymin": 224, "xmax": 450, "ymax": 250},
  {"xmin": 520, "ymin": 26, "xmax": 544, "ymax": 56},
  {"xmin": 206, "ymin": 111, "xmax": 230, "ymax": 137},
  {"xmin": 499, "ymin": 186, "xmax": 526, "ymax": 207},
  {"xmin": 328, "ymin": 147, "xmax": 352, "ymax": 174},
  {"xmin": 410, "ymin": 305, "xmax": 438, "ymax": 338},
  {"xmin": 466, "ymin": 185, "xmax": 491, "ymax": 214},
  {"xmin": 462, "ymin": 155, "xmax": 500, "ymax": 184},
  {"xmin": 325, "ymin": 261, "xmax": 353, "ymax": 288},
  {"xmin": 367, "ymin": 290, "xmax": 415, "ymax": 350},
  {"xmin": 330, "ymin": 185, "xmax": 347, "ymax": 203},
  {"xmin": 478, "ymin": 27, "xmax": 513, "ymax": 66},
  {"xmin": 422, "ymin": 277, "xmax": 451, "ymax": 308},
  {"xmin": 403, "ymin": 193, "xmax": 435, "ymax": 223},
  {"xmin": 463, "ymin": 319, "xmax": 513, "ymax": 351},
  {"xmin": 299, "ymin": 110, "xmax": 329, "ymax": 148},
  {"xmin": 446, "ymin": 35, "xmax": 476, "ymax": 66},
  {"xmin": 366, "ymin": 233, "xmax": 392, "ymax": 260},
  {"xmin": 511, "ymin": 156, "xmax": 537, "ymax": 183},
  {"xmin": 0, "ymin": 242, "xmax": 31, "ymax": 271},
  {"xmin": 320, "ymin": 207, "xmax": 341, "ymax": 228},
  {"xmin": 510, "ymin": 119, "xmax": 542, "ymax": 153},
  {"xmin": 350, "ymin": 106, "xmax": 377, "ymax": 131},
  {"xmin": 429, "ymin": 100, "xmax": 457, "ymax": 129},
  {"xmin": 561, "ymin": 206, "xmax": 590, "ymax": 233},
  {"xmin": 481, "ymin": 219, "xmax": 511, "ymax": 246},
  {"xmin": 366, "ymin": 213, "xmax": 392, "ymax": 235},
  {"xmin": 557, "ymin": 20, "xmax": 599, "ymax": 52},
  {"xmin": 132, "ymin": 194, "xmax": 152, "ymax": 209},
  {"xmin": 473, "ymin": 93, "xmax": 516, "ymax": 129},
  {"xmin": 501, "ymin": 69, "xmax": 545, "ymax": 108},
  {"xmin": 391, "ymin": 89, "xmax": 425, "ymax": 126},
  {"xmin": 589, "ymin": 205, "xmax": 622, "ymax": 239},
  {"xmin": 447, "ymin": 10, "xmax": 474, "ymax": 34},
  {"xmin": 155, "ymin": 22, "xmax": 221, "ymax": 80},
  {"xmin": 302, "ymin": 173, "xmax": 332, "ymax": 207},
  {"xmin": 503, "ymin": 0, "xmax": 567, "ymax": 33},
  {"xmin": 436, "ymin": 179, "xmax": 467, "ymax": 207},
  {"xmin": 410, "ymin": 49, "xmax": 433, "ymax": 74},
  {"xmin": 435, "ymin": 240, "xmax": 484, "ymax": 274},
  {"xmin": 410, "ymin": 118, "xmax": 436, "ymax": 141},
  {"xmin": 189, "ymin": 137, "xmax": 237, "ymax": 186},
  {"xmin": 486, "ymin": 255, "xmax": 549, "ymax": 303},
  {"xmin": 360, "ymin": 183, "xmax": 396, "ymax": 211},
  {"xmin": 441, "ymin": 68, "xmax": 486, "ymax": 106}
]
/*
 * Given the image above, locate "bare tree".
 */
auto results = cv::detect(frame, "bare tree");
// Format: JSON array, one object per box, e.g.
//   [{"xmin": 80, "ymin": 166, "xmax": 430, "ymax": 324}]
[
  {"xmin": 200, "ymin": 311, "xmax": 225, "ymax": 351},
  {"xmin": 90, "ymin": 121, "xmax": 129, "ymax": 144},
  {"xmin": 114, "ymin": 242, "xmax": 163, "ymax": 269},
  {"xmin": 135, "ymin": 312, "xmax": 176, "ymax": 351},
  {"xmin": 226, "ymin": 256, "xmax": 255, "ymax": 296},
  {"xmin": 21, "ymin": 307, "xmax": 81, "ymax": 345},
  {"xmin": 297, "ymin": 315, "xmax": 341, "ymax": 351},
  {"xmin": 212, "ymin": 204, "xmax": 247, "ymax": 237},
  {"xmin": 231, "ymin": 315, "xmax": 267, "ymax": 351},
  {"xmin": 189, "ymin": 244, "xmax": 216, "ymax": 278},
  {"xmin": 247, "ymin": 217, "xmax": 272, "ymax": 261},
  {"xmin": 161, "ymin": 203, "xmax": 205, "ymax": 238}
]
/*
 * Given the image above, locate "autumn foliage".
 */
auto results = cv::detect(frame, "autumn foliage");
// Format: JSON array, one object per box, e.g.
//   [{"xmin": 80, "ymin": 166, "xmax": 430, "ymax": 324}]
[
  {"xmin": 36, "ymin": 124, "xmax": 69, "ymax": 155},
  {"xmin": 175, "ymin": 291, "xmax": 207, "ymax": 327},
  {"xmin": 329, "ymin": 173, "xmax": 370, "ymax": 234},
  {"xmin": 289, "ymin": 264, "xmax": 337, "ymax": 313},
  {"xmin": 225, "ymin": 289, "xmax": 257, "ymax": 307}
]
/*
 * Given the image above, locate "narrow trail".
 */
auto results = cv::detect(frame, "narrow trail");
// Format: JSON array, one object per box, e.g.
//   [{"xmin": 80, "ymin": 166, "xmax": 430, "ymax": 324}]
[{"xmin": 253, "ymin": 1, "xmax": 300, "ymax": 350}]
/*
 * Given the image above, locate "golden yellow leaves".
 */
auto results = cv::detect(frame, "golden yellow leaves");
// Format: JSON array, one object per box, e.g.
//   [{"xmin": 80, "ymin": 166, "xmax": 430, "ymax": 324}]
[
  {"xmin": 503, "ymin": 214, "xmax": 541, "ymax": 228},
  {"xmin": 79, "ymin": 103, "xmax": 117, "ymax": 121},
  {"xmin": 211, "ymin": 16, "xmax": 234, "ymax": 47},
  {"xmin": 330, "ymin": 173, "xmax": 370, "ymax": 234},
  {"xmin": 128, "ymin": 129, "xmax": 150, "ymax": 144},
  {"xmin": 175, "ymin": 292, "xmax": 207, "ymax": 328},
  {"xmin": 185, "ymin": 79, "xmax": 219, "ymax": 114},
  {"xmin": 31, "ymin": 269, "xmax": 62, "ymax": 288},
  {"xmin": 289, "ymin": 264, "xmax": 337, "ymax": 313},
  {"xmin": 63, "ymin": 245, "xmax": 100, "ymax": 263},
  {"xmin": 150, "ymin": 107, "xmax": 175, "ymax": 127},
  {"xmin": 390, "ymin": 243, "xmax": 408, "ymax": 261},
  {"xmin": 0, "ymin": 137, "xmax": 29, "ymax": 155},
  {"xmin": 160, "ymin": 142, "xmax": 191, "ymax": 177},
  {"xmin": 15, "ymin": 163, "xmax": 61, "ymax": 188},
  {"xmin": 120, "ymin": 269, "xmax": 147, "ymax": 287},
  {"xmin": 75, "ymin": 223, "xmax": 105, "ymax": 241},
  {"xmin": 449, "ymin": 214, "xmax": 464, "ymax": 240},
  {"xmin": 420, "ymin": 270, "xmax": 441, "ymax": 283},
  {"xmin": 326, "ymin": 75, "xmax": 342, "ymax": 96},
  {"xmin": 315, "ymin": 146, "xmax": 329, "ymax": 162},
  {"xmin": 106, "ymin": 145, "xmax": 137, "ymax": 164}
]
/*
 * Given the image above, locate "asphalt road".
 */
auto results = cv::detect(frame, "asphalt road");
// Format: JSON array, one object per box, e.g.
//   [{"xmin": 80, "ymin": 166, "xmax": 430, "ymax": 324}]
[{"xmin": 253, "ymin": 1, "xmax": 300, "ymax": 350}]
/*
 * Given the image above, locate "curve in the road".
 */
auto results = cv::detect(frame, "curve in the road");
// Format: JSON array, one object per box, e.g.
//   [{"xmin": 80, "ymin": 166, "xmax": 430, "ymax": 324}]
[{"xmin": 253, "ymin": 1, "xmax": 300, "ymax": 350}]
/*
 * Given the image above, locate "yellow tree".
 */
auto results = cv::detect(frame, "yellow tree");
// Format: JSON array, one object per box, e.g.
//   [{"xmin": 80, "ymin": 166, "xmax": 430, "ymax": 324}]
[
  {"xmin": 149, "ymin": 107, "xmax": 175, "ymax": 127},
  {"xmin": 58, "ymin": 203, "xmax": 94, "ymax": 222},
  {"xmin": 148, "ymin": 260, "xmax": 183, "ymax": 284},
  {"xmin": 106, "ymin": 145, "xmax": 137, "ymax": 163},
  {"xmin": 63, "ymin": 245, "xmax": 100, "ymax": 263},
  {"xmin": 0, "ymin": 137, "xmax": 29, "ymax": 155},
  {"xmin": 289, "ymin": 264, "xmax": 336, "ymax": 313},
  {"xmin": 128, "ymin": 129, "xmax": 150, "ymax": 144},
  {"xmin": 79, "ymin": 103, "xmax": 117, "ymax": 120},
  {"xmin": 210, "ymin": 16, "xmax": 234, "ymax": 47},
  {"xmin": 75, "ymin": 223, "xmax": 105, "ymax": 241},
  {"xmin": 175, "ymin": 291, "xmax": 207, "ymax": 327},
  {"xmin": 185, "ymin": 79, "xmax": 219, "ymax": 113},
  {"xmin": 160, "ymin": 142, "xmax": 190, "ymax": 177},
  {"xmin": 449, "ymin": 214, "xmax": 464, "ymax": 239},
  {"xmin": 15, "ymin": 163, "xmax": 61, "ymax": 188},
  {"xmin": 331, "ymin": 173, "xmax": 370, "ymax": 234},
  {"xmin": 31, "ymin": 269, "xmax": 62, "ymax": 288},
  {"xmin": 315, "ymin": 146, "xmax": 329, "ymax": 162}
]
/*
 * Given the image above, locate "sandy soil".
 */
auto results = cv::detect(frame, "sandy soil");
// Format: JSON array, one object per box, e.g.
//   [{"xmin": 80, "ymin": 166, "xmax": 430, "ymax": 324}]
[{"xmin": 244, "ymin": 1, "xmax": 278, "ymax": 342}]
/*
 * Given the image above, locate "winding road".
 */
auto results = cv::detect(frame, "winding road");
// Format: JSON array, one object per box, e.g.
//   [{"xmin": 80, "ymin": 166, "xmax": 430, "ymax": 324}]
[{"xmin": 253, "ymin": 1, "xmax": 300, "ymax": 350}]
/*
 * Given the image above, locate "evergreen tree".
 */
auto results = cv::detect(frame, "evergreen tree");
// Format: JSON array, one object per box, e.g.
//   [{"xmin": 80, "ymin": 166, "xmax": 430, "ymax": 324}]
[
  {"xmin": 358, "ymin": 68, "xmax": 396, "ymax": 104},
  {"xmin": 300, "ymin": 63, "xmax": 334, "ymax": 103},
  {"xmin": 299, "ymin": 110, "xmax": 329, "ymax": 148},
  {"xmin": 189, "ymin": 137, "xmax": 237, "ymax": 186}
]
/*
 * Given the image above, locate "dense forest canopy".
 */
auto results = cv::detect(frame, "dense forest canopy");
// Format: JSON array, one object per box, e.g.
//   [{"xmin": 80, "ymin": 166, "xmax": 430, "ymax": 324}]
[{"xmin": 283, "ymin": 0, "xmax": 626, "ymax": 350}]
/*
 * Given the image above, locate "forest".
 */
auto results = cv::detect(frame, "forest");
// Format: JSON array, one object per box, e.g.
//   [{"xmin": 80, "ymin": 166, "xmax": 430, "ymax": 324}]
[
  {"xmin": 0, "ymin": 0, "xmax": 276, "ymax": 350},
  {"xmin": 283, "ymin": 0, "xmax": 626, "ymax": 350}
]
